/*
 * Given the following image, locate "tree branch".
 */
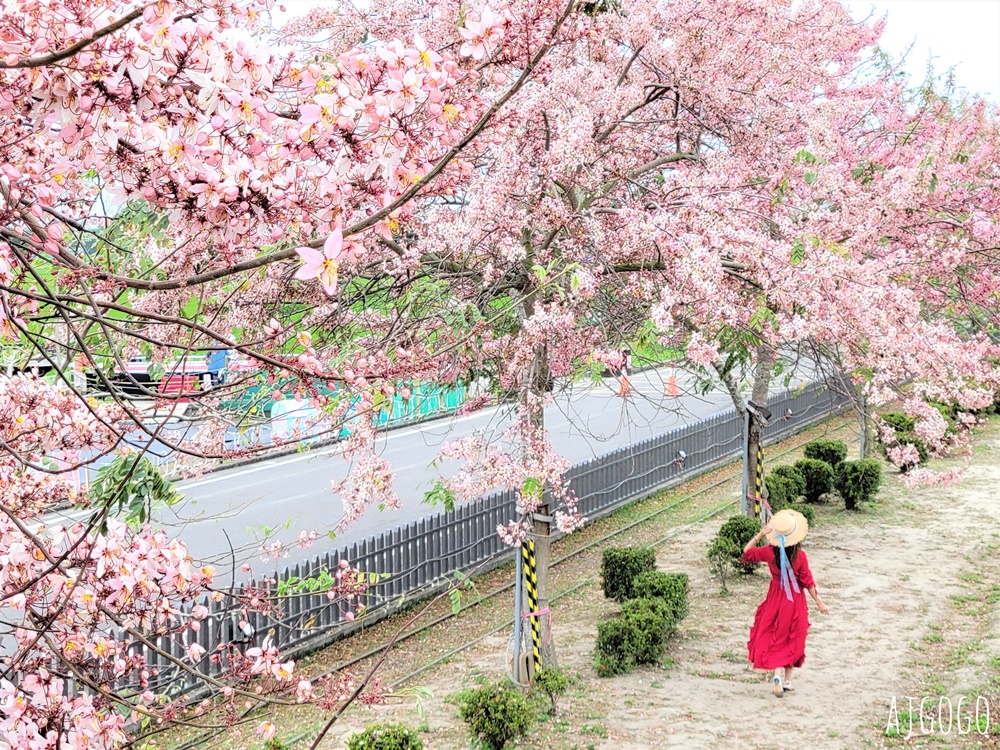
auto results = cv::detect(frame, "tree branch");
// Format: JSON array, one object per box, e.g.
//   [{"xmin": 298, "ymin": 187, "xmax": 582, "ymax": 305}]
[{"xmin": 0, "ymin": 6, "xmax": 149, "ymax": 69}]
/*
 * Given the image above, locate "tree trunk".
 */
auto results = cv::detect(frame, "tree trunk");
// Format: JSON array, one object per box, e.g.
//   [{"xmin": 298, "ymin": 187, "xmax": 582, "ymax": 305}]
[
  {"xmin": 746, "ymin": 342, "xmax": 775, "ymax": 518},
  {"xmin": 715, "ymin": 343, "xmax": 775, "ymax": 518}
]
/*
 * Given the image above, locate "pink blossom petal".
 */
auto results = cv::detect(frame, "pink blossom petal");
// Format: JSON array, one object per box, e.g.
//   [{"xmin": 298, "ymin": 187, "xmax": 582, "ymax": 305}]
[
  {"xmin": 323, "ymin": 228, "xmax": 344, "ymax": 260},
  {"xmin": 295, "ymin": 246, "xmax": 324, "ymax": 266}
]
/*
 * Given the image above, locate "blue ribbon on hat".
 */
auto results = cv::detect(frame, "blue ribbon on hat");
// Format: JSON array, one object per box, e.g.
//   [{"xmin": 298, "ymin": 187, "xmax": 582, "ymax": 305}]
[{"xmin": 777, "ymin": 532, "xmax": 801, "ymax": 601}]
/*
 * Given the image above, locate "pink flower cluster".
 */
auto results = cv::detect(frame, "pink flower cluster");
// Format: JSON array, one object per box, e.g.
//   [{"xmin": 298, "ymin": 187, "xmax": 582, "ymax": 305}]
[
  {"xmin": 436, "ymin": 406, "xmax": 585, "ymax": 545},
  {"xmin": 900, "ymin": 467, "xmax": 966, "ymax": 490},
  {"xmin": 0, "ymin": 374, "xmax": 122, "ymax": 512},
  {"xmin": 685, "ymin": 334, "xmax": 720, "ymax": 367}
]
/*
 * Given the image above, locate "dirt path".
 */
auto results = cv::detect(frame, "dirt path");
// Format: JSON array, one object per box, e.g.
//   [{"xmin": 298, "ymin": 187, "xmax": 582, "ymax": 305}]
[{"xmin": 320, "ymin": 424, "xmax": 1000, "ymax": 750}]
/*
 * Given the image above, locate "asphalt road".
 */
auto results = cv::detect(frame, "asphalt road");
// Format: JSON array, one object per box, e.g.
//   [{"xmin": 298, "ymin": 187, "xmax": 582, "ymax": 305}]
[{"xmin": 45, "ymin": 367, "xmax": 812, "ymax": 584}]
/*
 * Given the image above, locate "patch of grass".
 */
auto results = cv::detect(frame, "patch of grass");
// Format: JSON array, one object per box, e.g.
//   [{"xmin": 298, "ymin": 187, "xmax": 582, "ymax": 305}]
[
  {"xmin": 925, "ymin": 676, "xmax": 947, "ymax": 696},
  {"xmin": 885, "ymin": 710, "xmax": 916, "ymax": 737},
  {"xmin": 581, "ymin": 724, "xmax": 608, "ymax": 738},
  {"xmin": 951, "ymin": 594, "xmax": 979, "ymax": 604},
  {"xmin": 699, "ymin": 670, "xmax": 726, "ymax": 680},
  {"xmin": 924, "ymin": 633, "xmax": 945, "ymax": 644},
  {"xmin": 945, "ymin": 641, "xmax": 984, "ymax": 668},
  {"xmin": 444, "ymin": 686, "xmax": 478, "ymax": 706}
]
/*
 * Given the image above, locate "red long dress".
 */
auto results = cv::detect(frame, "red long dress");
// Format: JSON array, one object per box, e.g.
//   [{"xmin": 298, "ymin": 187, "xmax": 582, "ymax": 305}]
[{"xmin": 742, "ymin": 545, "xmax": 815, "ymax": 669}]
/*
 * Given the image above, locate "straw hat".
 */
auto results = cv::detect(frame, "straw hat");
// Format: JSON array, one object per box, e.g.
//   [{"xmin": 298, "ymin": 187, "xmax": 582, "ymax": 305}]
[{"xmin": 765, "ymin": 508, "xmax": 808, "ymax": 547}]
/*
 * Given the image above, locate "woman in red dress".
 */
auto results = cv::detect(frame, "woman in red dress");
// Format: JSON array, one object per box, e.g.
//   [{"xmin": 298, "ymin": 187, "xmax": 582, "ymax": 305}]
[{"xmin": 741, "ymin": 508, "xmax": 829, "ymax": 697}]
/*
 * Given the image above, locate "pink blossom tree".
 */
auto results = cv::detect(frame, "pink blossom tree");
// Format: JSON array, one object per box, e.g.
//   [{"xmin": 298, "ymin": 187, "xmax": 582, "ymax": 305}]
[
  {"xmin": 402, "ymin": 0, "xmax": 1000, "ymax": 652},
  {"xmin": 2, "ymin": 0, "xmax": 1000, "ymax": 742},
  {"xmin": 402, "ymin": 0, "xmax": 998, "ymax": 658},
  {"xmin": 0, "ymin": 0, "xmax": 581, "ymax": 743},
  {"xmin": 655, "ymin": 71, "xmax": 1000, "ymax": 480}
]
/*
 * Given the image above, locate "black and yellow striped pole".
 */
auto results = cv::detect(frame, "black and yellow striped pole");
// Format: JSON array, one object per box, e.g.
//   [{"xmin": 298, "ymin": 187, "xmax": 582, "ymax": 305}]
[
  {"xmin": 521, "ymin": 541, "xmax": 542, "ymax": 674},
  {"xmin": 742, "ymin": 400, "xmax": 772, "ymax": 519},
  {"xmin": 755, "ymin": 443, "xmax": 764, "ymax": 520}
]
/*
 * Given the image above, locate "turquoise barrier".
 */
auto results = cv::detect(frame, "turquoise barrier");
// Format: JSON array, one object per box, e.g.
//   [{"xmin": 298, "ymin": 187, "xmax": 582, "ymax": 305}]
[
  {"xmin": 221, "ymin": 379, "xmax": 467, "ymax": 431},
  {"xmin": 373, "ymin": 381, "xmax": 467, "ymax": 429},
  {"xmin": 256, "ymin": 381, "xmax": 469, "ymax": 439}
]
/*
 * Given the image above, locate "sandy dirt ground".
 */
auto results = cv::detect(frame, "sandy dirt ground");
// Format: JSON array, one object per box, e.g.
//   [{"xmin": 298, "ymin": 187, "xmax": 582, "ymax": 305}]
[{"xmin": 319, "ymin": 427, "xmax": 1000, "ymax": 750}]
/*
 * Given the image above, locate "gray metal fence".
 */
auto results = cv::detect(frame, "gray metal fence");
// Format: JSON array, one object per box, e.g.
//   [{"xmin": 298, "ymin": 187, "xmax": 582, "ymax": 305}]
[{"xmin": 127, "ymin": 382, "xmax": 851, "ymax": 697}]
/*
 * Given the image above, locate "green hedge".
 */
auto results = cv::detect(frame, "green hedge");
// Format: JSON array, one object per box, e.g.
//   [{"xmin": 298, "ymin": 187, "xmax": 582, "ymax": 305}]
[
  {"xmin": 595, "ymin": 568, "xmax": 689, "ymax": 677},
  {"xmin": 835, "ymin": 458, "xmax": 883, "ymax": 510},
  {"xmin": 716, "ymin": 515, "xmax": 760, "ymax": 574},
  {"xmin": 803, "ymin": 439, "xmax": 848, "ymax": 467},
  {"xmin": 594, "ymin": 617, "xmax": 654, "ymax": 677},
  {"xmin": 765, "ymin": 474, "xmax": 797, "ymax": 511},
  {"xmin": 459, "ymin": 683, "xmax": 533, "ymax": 750},
  {"xmin": 770, "ymin": 465, "xmax": 806, "ymax": 499},
  {"xmin": 632, "ymin": 571, "xmax": 689, "ymax": 622},
  {"xmin": 346, "ymin": 724, "xmax": 424, "ymax": 750},
  {"xmin": 601, "ymin": 547, "xmax": 656, "ymax": 603},
  {"xmin": 619, "ymin": 603, "xmax": 670, "ymax": 664},
  {"xmin": 794, "ymin": 458, "xmax": 835, "ymax": 503}
]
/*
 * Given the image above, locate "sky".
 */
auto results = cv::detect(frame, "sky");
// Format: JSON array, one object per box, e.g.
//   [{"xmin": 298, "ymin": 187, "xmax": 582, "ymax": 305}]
[
  {"xmin": 274, "ymin": 0, "xmax": 1000, "ymax": 103},
  {"xmin": 843, "ymin": 0, "xmax": 1000, "ymax": 102}
]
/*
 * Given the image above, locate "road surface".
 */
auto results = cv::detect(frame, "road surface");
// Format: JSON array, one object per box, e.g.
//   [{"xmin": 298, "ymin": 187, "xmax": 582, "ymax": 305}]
[{"xmin": 46, "ymin": 367, "xmax": 812, "ymax": 584}]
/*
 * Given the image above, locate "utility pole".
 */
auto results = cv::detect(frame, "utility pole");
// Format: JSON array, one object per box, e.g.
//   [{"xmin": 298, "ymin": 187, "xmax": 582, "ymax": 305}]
[
  {"xmin": 742, "ymin": 399, "xmax": 772, "ymax": 519},
  {"xmin": 531, "ymin": 491, "xmax": 556, "ymax": 667}
]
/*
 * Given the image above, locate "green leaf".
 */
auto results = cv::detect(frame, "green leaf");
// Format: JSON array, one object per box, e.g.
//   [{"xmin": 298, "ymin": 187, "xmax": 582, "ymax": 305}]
[
  {"xmin": 790, "ymin": 239, "xmax": 805, "ymax": 265},
  {"xmin": 521, "ymin": 477, "xmax": 544, "ymax": 503},
  {"xmin": 929, "ymin": 173, "xmax": 938, "ymax": 193},
  {"xmin": 89, "ymin": 454, "xmax": 181, "ymax": 529},
  {"xmin": 794, "ymin": 149, "xmax": 817, "ymax": 165},
  {"xmin": 803, "ymin": 172, "xmax": 817, "ymax": 185},
  {"xmin": 422, "ymin": 479, "xmax": 457, "ymax": 512},
  {"xmin": 180, "ymin": 296, "xmax": 200, "ymax": 318},
  {"xmin": 748, "ymin": 301, "xmax": 778, "ymax": 333}
]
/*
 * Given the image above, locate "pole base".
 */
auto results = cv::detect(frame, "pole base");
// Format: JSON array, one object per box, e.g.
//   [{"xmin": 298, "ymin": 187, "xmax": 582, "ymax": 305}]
[{"xmin": 517, "ymin": 652, "xmax": 534, "ymax": 684}]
